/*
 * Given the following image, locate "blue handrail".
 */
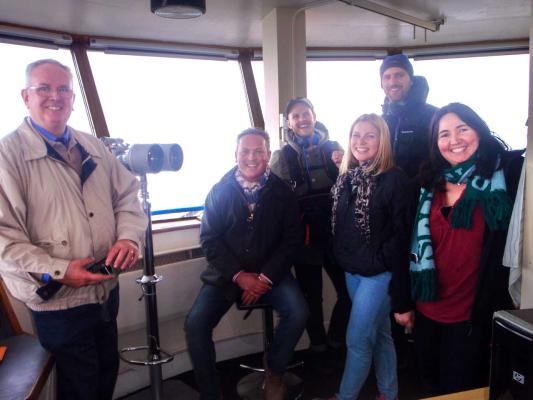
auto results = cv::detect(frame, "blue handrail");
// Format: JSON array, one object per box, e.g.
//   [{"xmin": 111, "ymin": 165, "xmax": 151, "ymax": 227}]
[{"xmin": 151, "ymin": 206, "xmax": 204, "ymax": 216}]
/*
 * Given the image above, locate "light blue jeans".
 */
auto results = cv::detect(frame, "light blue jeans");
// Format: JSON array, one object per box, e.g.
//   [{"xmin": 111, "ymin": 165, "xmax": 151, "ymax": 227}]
[{"xmin": 337, "ymin": 271, "xmax": 398, "ymax": 400}]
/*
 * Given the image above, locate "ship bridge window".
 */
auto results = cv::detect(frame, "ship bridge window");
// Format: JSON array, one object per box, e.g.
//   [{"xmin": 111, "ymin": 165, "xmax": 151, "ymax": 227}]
[
  {"xmin": 413, "ymin": 54, "xmax": 528, "ymax": 151},
  {"xmin": 307, "ymin": 60, "xmax": 383, "ymax": 145},
  {"xmin": 87, "ymin": 52, "xmax": 251, "ymax": 214},
  {"xmin": 0, "ymin": 42, "xmax": 91, "ymax": 140},
  {"xmin": 306, "ymin": 55, "xmax": 528, "ymax": 150},
  {"xmin": 254, "ymin": 54, "xmax": 528, "ymax": 152}
]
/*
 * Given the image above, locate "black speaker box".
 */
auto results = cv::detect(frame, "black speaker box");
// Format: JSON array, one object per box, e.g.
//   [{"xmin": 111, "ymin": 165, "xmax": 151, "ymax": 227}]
[{"xmin": 490, "ymin": 309, "xmax": 533, "ymax": 400}]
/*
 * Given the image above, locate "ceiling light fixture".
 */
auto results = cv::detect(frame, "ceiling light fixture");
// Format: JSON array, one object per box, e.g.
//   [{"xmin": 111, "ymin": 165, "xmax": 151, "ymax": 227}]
[{"xmin": 150, "ymin": 0, "xmax": 206, "ymax": 19}]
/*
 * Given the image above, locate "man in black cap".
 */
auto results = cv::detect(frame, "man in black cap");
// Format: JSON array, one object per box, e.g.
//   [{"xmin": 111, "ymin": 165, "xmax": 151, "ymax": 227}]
[
  {"xmin": 270, "ymin": 98, "xmax": 350, "ymax": 374},
  {"xmin": 380, "ymin": 53, "xmax": 437, "ymax": 178}
]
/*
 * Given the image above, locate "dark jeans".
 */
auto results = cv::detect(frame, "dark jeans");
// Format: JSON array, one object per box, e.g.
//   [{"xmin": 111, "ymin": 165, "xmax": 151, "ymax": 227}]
[
  {"xmin": 294, "ymin": 261, "xmax": 350, "ymax": 350},
  {"xmin": 185, "ymin": 275, "xmax": 308, "ymax": 400},
  {"xmin": 413, "ymin": 311, "xmax": 486, "ymax": 397},
  {"xmin": 32, "ymin": 286, "xmax": 120, "ymax": 400}
]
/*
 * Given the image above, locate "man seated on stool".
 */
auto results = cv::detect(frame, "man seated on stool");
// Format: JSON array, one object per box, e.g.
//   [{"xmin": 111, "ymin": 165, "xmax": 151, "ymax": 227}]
[{"xmin": 185, "ymin": 128, "xmax": 309, "ymax": 400}]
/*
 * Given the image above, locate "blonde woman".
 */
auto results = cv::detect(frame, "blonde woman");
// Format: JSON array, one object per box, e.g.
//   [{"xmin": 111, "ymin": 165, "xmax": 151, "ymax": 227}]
[{"xmin": 328, "ymin": 114, "xmax": 413, "ymax": 400}]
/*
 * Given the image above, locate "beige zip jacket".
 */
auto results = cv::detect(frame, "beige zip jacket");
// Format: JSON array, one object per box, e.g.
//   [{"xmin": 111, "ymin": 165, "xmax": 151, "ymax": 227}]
[{"xmin": 0, "ymin": 118, "xmax": 147, "ymax": 311}]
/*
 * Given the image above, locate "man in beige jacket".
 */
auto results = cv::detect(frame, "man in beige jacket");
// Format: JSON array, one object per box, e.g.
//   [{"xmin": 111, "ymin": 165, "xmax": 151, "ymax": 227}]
[{"xmin": 0, "ymin": 59, "xmax": 147, "ymax": 400}]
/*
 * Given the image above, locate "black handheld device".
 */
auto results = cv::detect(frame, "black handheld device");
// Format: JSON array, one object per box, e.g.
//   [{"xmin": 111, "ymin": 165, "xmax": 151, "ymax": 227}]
[
  {"xmin": 36, "ymin": 259, "xmax": 113, "ymax": 301},
  {"xmin": 36, "ymin": 281, "xmax": 62, "ymax": 301},
  {"xmin": 86, "ymin": 259, "xmax": 113, "ymax": 275}
]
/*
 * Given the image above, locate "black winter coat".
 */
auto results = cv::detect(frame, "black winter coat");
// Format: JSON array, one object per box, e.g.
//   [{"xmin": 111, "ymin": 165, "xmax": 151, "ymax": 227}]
[
  {"xmin": 470, "ymin": 150, "xmax": 524, "ymax": 329},
  {"xmin": 382, "ymin": 76, "xmax": 438, "ymax": 179},
  {"xmin": 269, "ymin": 127, "xmax": 341, "ymax": 265},
  {"xmin": 332, "ymin": 167, "xmax": 413, "ymax": 312},
  {"xmin": 200, "ymin": 167, "xmax": 301, "ymax": 300}
]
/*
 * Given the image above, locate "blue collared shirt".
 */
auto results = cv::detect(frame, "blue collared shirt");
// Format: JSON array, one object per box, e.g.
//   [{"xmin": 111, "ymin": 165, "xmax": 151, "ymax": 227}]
[{"xmin": 30, "ymin": 119, "xmax": 70, "ymax": 148}]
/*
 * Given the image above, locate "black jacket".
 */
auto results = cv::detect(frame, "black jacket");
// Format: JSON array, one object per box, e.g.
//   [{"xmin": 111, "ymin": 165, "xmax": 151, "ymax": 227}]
[
  {"xmin": 199, "ymin": 167, "xmax": 301, "ymax": 299},
  {"xmin": 270, "ymin": 126, "xmax": 341, "ymax": 264},
  {"xmin": 332, "ymin": 167, "xmax": 413, "ymax": 312},
  {"xmin": 470, "ymin": 150, "xmax": 524, "ymax": 328},
  {"xmin": 382, "ymin": 76, "xmax": 438, "ymax": 179}
]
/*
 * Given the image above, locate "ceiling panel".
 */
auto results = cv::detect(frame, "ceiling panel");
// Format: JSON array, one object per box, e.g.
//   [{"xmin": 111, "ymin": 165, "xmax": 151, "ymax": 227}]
[{"xmin": 0, "ymin": 0, "xmax": 529, "ymax": 49}]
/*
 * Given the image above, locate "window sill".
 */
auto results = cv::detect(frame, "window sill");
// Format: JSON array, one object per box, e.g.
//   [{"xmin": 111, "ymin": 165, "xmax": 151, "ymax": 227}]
[{"xmin": 152, "ymin": 217, "xmax": 201, "ymax": 234}]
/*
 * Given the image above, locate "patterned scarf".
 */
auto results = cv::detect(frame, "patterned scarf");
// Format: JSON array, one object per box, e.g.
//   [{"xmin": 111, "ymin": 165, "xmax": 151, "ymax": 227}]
[
  {"xmin": 235, "ymin": 167, "xmax": 270, "ymax": 211},
  {"xmin": 410, "ymin": 156, "xmax": 513, "ymax": 302},
  {"xmin": 331, "ymin": 164, "xmax": 375, "ymax": 242}
]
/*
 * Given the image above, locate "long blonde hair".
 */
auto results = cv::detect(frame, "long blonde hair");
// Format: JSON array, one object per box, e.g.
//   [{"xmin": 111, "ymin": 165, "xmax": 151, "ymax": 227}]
[{"xmin": 339, "ymin": 113, "xmax": 394, "ymax": 175}]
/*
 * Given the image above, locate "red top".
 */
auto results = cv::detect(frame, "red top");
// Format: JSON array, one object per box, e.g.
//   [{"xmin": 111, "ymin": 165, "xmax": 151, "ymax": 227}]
[{"xmin": 417, "ymin": 189, "xmax": 485, "ymax": 323}]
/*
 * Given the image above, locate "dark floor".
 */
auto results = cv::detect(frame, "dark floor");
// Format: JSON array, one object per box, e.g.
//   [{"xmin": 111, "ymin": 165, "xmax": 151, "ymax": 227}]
[{"xmin": 120, "ymin": 339, "xmax": 422, "ymax": 400}]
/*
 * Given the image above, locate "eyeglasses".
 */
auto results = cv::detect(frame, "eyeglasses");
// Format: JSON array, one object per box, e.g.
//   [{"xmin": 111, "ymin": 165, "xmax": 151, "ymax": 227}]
[{"xmin": 27, "ymin": 85, "xmax": 74, "ymax": 98}]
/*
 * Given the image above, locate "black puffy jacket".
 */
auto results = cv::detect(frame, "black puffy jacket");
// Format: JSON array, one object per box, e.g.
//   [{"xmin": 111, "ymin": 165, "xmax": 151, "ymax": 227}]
[
  {"xmin": 200, "ymin": 167, "xmax": 301, "ymax": 299},
  {"xmin": 382, "ymin": 76, "xmax": 438, "ymax": 179},
  {"xmin": 332, "ymin": 167, "xmax": 413, "ymax": 312}
]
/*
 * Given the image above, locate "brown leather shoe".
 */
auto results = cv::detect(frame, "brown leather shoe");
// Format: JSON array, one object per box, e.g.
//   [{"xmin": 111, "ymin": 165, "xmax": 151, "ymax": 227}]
[{"xmin": 263, "ymin": 370, "xmax": 286, "ymax": 400}]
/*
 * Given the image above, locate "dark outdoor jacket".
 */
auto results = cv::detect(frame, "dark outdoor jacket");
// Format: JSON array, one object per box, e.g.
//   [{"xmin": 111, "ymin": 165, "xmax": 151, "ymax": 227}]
[
  {"xmin": 332, "ymin": 167, "xmax": 413, "ymax": 312},
  {"xmin": 270, "ymin": 126, "xmax": 341, "ymax": 265},
  {"xmin": 382, "ymin": 75, "xmax": 438, "ymax": 179},
  {"xmin": 200, "ymin": 167, "xmax": 301, "ymax": 300},
  {"xmin": 470, "ymin": 149, "xmax": 524, "ymax": 329}
]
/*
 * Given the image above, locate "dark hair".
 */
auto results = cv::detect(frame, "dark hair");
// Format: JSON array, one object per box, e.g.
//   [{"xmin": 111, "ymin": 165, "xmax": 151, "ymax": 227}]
[
  {"xmin": 284, "ymin": 97, "xmax": 315, "ymax": 118},
  {"xmin": 420, "ymin": 102, "xmax": 508, "ymax": 189},
  {"xmin": 236, "ymin": 128, "xmax": 270, "ymax": 151}
]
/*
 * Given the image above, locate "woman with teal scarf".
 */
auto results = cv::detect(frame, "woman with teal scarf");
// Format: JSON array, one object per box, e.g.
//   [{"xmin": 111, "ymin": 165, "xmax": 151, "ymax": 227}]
[{"xmin": 410, "ymin": 103, "xmax": 523, "ymax": 396}]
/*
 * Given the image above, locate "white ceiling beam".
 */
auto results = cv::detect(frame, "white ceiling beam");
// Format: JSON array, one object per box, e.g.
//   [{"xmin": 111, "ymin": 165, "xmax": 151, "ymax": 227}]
[{"xmin": 339, "ymin": 0, "xmax": 444, "ymax": 32}]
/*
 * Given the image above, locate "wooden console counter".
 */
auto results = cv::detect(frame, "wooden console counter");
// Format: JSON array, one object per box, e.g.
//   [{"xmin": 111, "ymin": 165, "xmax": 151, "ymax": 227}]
[{"xmin": 421, "ymin": 387, "xmax": 489, "ymax": 400}]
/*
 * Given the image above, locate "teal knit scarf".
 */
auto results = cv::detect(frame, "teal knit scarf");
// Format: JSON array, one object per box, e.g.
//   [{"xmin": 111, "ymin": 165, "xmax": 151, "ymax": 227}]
[{"xmin": 410, "ymin": 156, "xmax": 513, "ymax": 302}]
